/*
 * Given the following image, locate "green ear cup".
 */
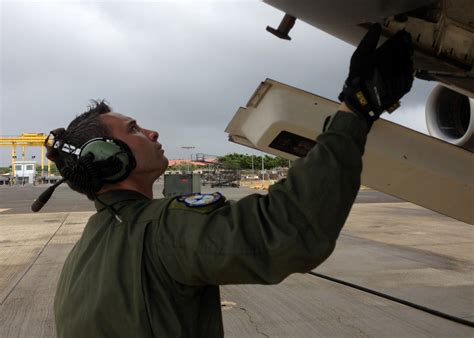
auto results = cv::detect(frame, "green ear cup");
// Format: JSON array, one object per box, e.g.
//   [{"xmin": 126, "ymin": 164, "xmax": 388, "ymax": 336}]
[{"xmin": 79, "ymin": 138, "xmax": 135, "ymax": 183}]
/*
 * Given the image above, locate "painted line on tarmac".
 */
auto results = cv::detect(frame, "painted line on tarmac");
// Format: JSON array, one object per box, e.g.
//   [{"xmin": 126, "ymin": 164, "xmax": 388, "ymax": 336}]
[{"xmin": 0, "ymin": 213, "xmax": 70, "ymax": 304}]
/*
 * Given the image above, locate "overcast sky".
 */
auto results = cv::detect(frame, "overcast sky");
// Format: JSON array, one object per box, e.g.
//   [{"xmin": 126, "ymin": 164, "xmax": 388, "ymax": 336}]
[{"xmin": 1, "ymin": 0, "xmax": 435, "ymax": 166}]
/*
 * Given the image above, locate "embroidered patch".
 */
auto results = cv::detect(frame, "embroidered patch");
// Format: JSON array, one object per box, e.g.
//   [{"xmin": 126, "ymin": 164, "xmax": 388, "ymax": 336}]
[{"xmin": 176, "ymin": 192, "xmax": 223, "ymax": 207}]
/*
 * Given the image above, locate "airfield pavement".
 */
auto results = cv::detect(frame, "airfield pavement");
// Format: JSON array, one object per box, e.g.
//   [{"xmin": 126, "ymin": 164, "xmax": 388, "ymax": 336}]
[{"xmin": 0, "ymin": 182, "xmax": 473, "ymax": 337}]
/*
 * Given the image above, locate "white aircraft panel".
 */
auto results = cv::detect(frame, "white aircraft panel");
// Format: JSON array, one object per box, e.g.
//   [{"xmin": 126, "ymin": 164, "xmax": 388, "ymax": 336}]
[{"xmin": 225, "ymin": 79, "xmax": 473, "ymax": 224}]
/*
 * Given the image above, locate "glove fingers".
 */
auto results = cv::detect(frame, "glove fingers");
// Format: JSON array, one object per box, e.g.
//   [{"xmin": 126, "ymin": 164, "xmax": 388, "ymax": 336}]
[
  {"xmin": 387, "ymin": 71, "xmax": 414, "ymax": 106},
  {"xmin": 351, "ymin": 23, "xmax": 382, "ymax": 64},
  {"xmin": 341, "ymin": 25, "xmax": 414, "ymax": 124},
  {"xmin": 400, "ymin": 72, "xmax": 414, "ymax": 96},
  {"xmin": 375, "ymin": 29, "xmax": 414, "ymax": 82},
  {"xmin": 377, "ymin": 30, "xmax": 413, "ymax": 60}
]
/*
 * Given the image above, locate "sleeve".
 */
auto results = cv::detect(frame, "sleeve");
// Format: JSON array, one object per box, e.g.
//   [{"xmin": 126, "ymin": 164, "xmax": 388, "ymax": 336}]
[{"xmin": 154, "ymin": 111, "xmax": 369, "ymax": 286}]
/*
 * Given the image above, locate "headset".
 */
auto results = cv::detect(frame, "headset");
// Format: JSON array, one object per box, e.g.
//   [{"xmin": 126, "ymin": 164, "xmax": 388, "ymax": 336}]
[
  {"xmin": 77, "ymin": 137, "xmax": 136, "ymax": 183},
  {"xmin": 32, "ymin": 133, "xmax": 136, "ymax": 213}
]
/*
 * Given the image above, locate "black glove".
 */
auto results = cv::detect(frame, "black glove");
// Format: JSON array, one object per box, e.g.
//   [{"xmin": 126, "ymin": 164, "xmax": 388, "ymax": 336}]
[{"xmin": 339, "ymin": 23, "xmax": 414, "ymax": 128}]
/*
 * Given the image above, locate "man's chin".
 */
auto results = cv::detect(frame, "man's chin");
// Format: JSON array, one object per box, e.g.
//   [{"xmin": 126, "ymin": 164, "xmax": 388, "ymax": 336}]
[{"xmin": 156, "ymin": 158, "xmax": 169, "ymax": 178}]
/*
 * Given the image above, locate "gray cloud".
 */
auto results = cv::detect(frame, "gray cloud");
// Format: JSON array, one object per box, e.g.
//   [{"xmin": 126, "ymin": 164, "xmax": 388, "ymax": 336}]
[{"xmin": 1, "ymin": 0, "xmax": 432, "ymax": 164}]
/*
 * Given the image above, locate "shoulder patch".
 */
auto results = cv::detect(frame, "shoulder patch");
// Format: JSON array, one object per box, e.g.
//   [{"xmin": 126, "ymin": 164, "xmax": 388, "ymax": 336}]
[
  {"xmin": 168, "ymin": 192, "xmax": 225, "ymax": 214},
  {"xmin": 177, "ymin": 192, "xmax": 223, "ymax": 207}
]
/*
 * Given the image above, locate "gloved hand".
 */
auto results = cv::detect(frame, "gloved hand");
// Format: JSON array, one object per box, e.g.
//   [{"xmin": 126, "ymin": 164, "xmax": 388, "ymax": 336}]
[{"xmin": 339, "ymin": 23, "xmax": 414, "ymax": 128}]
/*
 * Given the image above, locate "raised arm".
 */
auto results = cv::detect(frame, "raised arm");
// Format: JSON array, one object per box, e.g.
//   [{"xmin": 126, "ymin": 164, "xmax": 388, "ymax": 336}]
[
  {"xmin": 155, "ymin": 109, "xmax": 367, "ymax": 285},
  {"xmin": 154, "ymin": 24, "xmax": 414, "ymax": 286}
]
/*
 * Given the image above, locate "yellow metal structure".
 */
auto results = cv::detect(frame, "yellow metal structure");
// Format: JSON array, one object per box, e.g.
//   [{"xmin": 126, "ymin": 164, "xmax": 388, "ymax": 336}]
[{"xmin": 0, "ymin": 133, "xmax": 49, "ymax": 176}]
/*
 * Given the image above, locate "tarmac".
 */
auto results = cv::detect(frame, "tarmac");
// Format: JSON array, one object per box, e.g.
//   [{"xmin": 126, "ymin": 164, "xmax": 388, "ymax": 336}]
[{"xmin": 0, "ymin": 182, "xmax": 472, "ymax": 337}]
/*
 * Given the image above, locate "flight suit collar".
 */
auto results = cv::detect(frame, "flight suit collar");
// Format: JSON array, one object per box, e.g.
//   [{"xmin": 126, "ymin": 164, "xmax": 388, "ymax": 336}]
[{"xmin": 94, "ymin": 189, "xmax": 150, "ymax": 211}]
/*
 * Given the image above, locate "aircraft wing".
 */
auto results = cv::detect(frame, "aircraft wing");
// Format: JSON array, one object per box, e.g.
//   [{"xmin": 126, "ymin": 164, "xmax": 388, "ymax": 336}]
[{"xmin": 264, "ymin": 0, "xmax": 474, "ymax": 97}]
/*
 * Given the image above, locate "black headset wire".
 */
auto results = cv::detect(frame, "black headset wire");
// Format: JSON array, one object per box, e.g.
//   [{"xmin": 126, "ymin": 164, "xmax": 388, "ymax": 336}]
[{"xmin": 95, "ymin": 194, "xmax": 123, "ymax": 223}]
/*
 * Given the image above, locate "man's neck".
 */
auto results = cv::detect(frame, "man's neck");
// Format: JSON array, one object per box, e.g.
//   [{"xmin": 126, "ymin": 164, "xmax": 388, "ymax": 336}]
[{"xmin": 98, "ymin": 177, "xmax": 156, "ymax": 199}]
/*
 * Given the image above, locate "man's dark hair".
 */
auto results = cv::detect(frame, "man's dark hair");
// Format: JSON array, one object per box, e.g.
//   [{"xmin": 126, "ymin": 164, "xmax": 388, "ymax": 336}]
[{"xmin": 45, "ymin": 100, "xmax": 113, "ymax": 199}]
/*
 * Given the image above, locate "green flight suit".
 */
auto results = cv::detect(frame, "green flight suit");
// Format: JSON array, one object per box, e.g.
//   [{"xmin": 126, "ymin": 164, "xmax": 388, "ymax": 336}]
[{"xmin": 54, "ymin": 111, "xmax": 368, "ymax": 337}]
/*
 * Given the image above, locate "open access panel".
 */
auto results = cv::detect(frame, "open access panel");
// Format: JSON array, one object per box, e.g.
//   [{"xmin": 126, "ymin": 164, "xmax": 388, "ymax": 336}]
[{"xmin": 225, "ymin": 79, "xmax": 473, "ymax": 224}]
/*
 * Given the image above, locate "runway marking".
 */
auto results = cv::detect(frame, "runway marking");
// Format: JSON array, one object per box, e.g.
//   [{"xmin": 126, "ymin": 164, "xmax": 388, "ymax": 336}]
[{"xmin": 0, "ymin": 209, "xmax": 10, "ymax": 213}]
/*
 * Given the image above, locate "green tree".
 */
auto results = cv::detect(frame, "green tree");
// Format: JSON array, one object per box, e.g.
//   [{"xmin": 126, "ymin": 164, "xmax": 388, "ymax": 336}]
[
  {"xmin": 168, "ymin": 163, "xmax": 202, "ymax": 172},
  {"xmin": 217, "ymin": 153, "xmax": 291, "ymax": 170}
]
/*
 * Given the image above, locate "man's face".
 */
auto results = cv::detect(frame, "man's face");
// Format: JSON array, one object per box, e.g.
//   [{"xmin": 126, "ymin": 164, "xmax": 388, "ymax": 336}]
[{"xmin": 101, "ymin": 112, "xmax": 168, "ymax": 180}]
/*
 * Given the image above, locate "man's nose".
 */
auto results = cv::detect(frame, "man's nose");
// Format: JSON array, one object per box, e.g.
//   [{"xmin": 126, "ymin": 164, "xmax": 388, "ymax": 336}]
[{"xmin": 148, "ymin": 130, "xmax": 159, "ymax": 142}]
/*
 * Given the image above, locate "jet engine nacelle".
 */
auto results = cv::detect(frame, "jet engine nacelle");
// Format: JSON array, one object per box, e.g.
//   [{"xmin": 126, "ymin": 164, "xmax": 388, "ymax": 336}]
[{"xmin": 426, "ymin": 85, "xmax": 474, "ymax": 151}]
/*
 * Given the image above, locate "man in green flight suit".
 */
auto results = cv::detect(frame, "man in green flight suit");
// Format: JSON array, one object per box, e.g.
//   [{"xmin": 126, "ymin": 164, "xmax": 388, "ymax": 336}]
[{"xmin": 46, "ymin": 24, "xmax": 414, "ymax": 337}]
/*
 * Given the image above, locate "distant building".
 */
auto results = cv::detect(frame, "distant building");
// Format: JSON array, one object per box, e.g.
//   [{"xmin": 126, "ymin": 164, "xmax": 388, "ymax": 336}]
[
  {"xmin": 167, "ymin": 159, "xmax": 209, "ymax": 167},
  {"xmin": 14, "ymin": 160, "xmax": 37, "ymax": 184}
]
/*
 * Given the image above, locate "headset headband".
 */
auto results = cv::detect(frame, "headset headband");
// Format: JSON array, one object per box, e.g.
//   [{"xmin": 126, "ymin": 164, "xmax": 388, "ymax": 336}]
[
  {"xmin": 47, "ymin": 132, "xmax": 118, "ymax": 159},
  {"xmin": 45, "ymin": 130, "xmax": 81, "ymax": 157},
  {"xmin": 54, "ymin": 140, "xmax": 81, "ymax": 156}
]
